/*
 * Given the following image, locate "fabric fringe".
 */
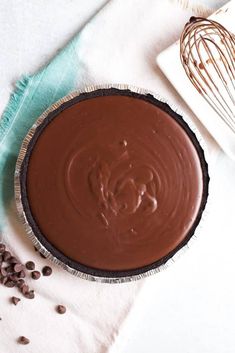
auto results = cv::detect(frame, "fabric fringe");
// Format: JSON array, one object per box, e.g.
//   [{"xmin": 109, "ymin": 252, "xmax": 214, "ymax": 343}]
[{"xmin": 0, "ymin": 75, "xmax": 31, "ymax": 145}]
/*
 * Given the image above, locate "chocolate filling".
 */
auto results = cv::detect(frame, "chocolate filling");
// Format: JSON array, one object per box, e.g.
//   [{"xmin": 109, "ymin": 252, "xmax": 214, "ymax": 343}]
[{"xmin": 20, "ymin": 88, "xmax": 209, "ymax": 278}]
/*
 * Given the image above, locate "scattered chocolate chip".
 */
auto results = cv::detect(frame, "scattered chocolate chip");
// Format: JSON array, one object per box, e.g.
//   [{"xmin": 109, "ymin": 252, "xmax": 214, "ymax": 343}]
[
  {"xmin": 18, "ymin": 270, "xmax": 26, "ymax": 279},
  {"xmin": 5, "ymin": 280, "xmax": 15, "ymax": 288},
  {"xmin": 8, "ymin": 256, "xmax": 18, "ymax": 264},
  {"xmin": 13, "ymin": 263, "xmax": 24, "ymax": 273},
  {"xmin": 56, "ymin": 305, "xmax": 66, "ymax": 314},
  {"xmin": 25, "ymin": 261, "xmax": 35, "ymax": 271},
  {"xmin": 9, "ymin": 274, "xmax": 19, "ymax": 282},
  {"xmin": 11, "ymin": 296, "xmax": 21, "ymax": 305},
  {"xmin": 34, "ymin": 246, "xmax": 38, "ymax": 252},
  {"xmin": 0, "ymin": 243, "xmax": 6, "ymax": 253},
  {"xmin": 1, "ymin": 277, "xmax": 8, "ymax": 285},
  {"xmin": 0, "ymin": 244, "xmax": 35, "ymax": 300},
  {"xmin": 18, "ymin": 336, "xmax": 30, "ymax": 345},
  {"xmin": 3, "ymin": 251, "xmax": 11, "ymax": 262},
  {"xmin": 0, "ymin": 267, "xmax": 7, "ymax": 277},
  {"xmin": 21, "ymin": 284, "xmax": 29, "ymax": 295},
  {"xmin": 24, "ymin": 290, "xmax": 35, "ymax": 299},
  {"xmin": 17, "ymin": 279, "xmax": 25, "ymax": 289},
  {"xmin": 42, "ymin": 266, "xmax": 52, "ymax": 276},
  {"xmin": 5, "ymin": 265, "xmax": 14, "ymax": 274},
  {"xmin": 31, "ymin": 271, "xmax": 41, "ymax": 280}
]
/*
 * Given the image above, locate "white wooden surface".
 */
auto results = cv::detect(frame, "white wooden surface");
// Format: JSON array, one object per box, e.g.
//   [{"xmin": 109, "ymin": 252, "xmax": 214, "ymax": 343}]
[{"xmin": 1, "ymin": 1, "xmax": 234, "ymax": 353}]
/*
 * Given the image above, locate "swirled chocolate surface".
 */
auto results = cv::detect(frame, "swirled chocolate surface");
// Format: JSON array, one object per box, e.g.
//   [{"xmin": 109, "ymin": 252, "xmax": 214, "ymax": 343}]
[{"xmin": 22, "ymin": 89, "xmax": 208, "ymax": 274}]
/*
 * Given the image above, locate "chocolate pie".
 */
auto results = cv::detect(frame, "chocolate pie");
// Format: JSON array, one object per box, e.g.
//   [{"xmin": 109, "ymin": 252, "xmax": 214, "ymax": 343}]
[{"xmin": 18, "ymin": 88, "xmax": 209, "ymax": 279}]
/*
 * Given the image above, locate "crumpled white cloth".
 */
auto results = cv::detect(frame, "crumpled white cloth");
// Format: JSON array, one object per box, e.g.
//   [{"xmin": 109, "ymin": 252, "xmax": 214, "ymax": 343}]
[{"xmin": 0, "ymin": 1, "xmax": 225, "ymax": 352}]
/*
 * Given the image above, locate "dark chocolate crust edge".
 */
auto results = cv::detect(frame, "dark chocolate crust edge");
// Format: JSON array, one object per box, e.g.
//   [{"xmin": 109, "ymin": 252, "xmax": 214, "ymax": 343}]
[{"xmin": 19, "ymin": 88, "xmax": 210, "ymax": 279}]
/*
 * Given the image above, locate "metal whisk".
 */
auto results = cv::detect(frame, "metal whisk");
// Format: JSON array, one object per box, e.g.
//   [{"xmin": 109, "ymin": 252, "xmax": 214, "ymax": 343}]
[{"xmin": 180, "ymin": 17, "xmax": 235, "ymax": 133}]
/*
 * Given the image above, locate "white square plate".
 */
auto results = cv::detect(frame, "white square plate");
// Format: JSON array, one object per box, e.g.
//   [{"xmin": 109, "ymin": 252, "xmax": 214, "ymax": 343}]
[{"xmin": 157, "ymin": 0, "xmax": 235, "ymax": 159}]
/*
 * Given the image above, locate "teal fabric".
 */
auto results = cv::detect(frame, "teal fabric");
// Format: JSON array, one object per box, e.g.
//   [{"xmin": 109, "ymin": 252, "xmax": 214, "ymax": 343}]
[
  {"xmin": 0, "ymin": 34, "xmax": 83, "ymax": 230},
  {"xmin": 0, "ymin": 0, "xmax": 113, "ymax": 233}
]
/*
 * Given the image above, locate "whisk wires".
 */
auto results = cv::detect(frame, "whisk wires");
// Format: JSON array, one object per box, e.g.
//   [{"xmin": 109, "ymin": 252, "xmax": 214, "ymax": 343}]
[{"xmin": 180, "ymin": 17, "xmax": 235, "ymax": 133}]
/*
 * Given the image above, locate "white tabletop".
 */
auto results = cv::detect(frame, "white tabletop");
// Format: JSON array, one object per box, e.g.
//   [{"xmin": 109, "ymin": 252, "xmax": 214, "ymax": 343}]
[{"xmin": 1, "ymin": 1, "xmax": 234, "ymax": 353}]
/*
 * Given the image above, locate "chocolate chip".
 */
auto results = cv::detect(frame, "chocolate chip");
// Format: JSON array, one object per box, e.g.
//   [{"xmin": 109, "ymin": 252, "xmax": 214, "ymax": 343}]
[
  {"xmin": 17, "ymin": 279, "xmax": 25, "ymax": 289},
  {"xmin": 34, "ymin": 246, "xmax": 38, "ymax": 252},
  {"xmin": 56, "ymin": 305, "xmax": 66, "ymax": 314},
  {"xmin": 0, "ymin": 243, "xmax": 6, "ymax": 253},
  {"xmin": 18, "ymin": 336, "xmax": 30, "ymax": 345},
  {"xmin": 0, "ymin": 267, "xmax": 7, "ymax": 277},
  {"xmin": 21, "ymin": 284, "xmax": 29, "ymax": 295},
  {"xmin": 13, "ymin": 263, "xmax": 24, "ymax": 273},
  {"xmin": 1, "ymin": 277, "xmax": 8, "ymax": 285},
  {"xmin": 0, "ymin": 245, "xmax": 34, "ymax": 299},
  {"xmin": 25, "ymin": 261, "xmax": 35, "ymax": 270},
  {"xmin": 9, "ymin": 274, "xmax": 19, "ymax": 282},
  {"xmin": 42, "ymin": 266, "xmax": 52, "ymax": 276},
  {"xmin": 24, "ymin": 290, "xmax": 35, "ymax": 299},
  {"xmin": 5, "ymin": 264, "xmax": 14, "ymax": 274},
  {"xmin": 31, "ymin": 271, "xmax": 41, "ymax": 280},
  {"xmin": 18, "ymin": 270, "xmax": 26, "ymax": 278},
  {"xmin": 3, "ymin": 251, "xmax": 11, "ymax": 262},
  {"xmin": 8, "ymin": 256, "xmax": 18, "ymax": 264},
  {"xmin": 5, "ymin": 280, "xmax": 15, "ymax": 288},
  {"xmin": 11, "ymin": 296, "xmax": 21, "ymax": 305}
]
